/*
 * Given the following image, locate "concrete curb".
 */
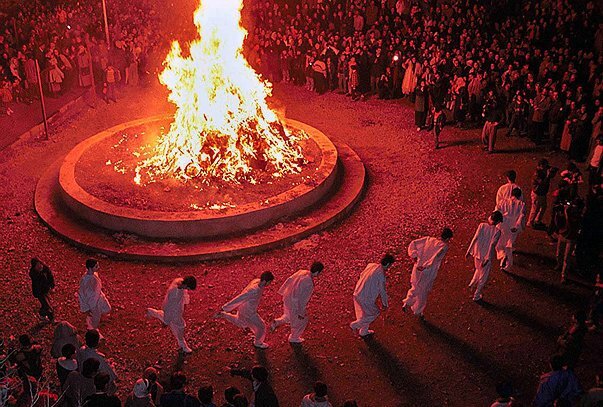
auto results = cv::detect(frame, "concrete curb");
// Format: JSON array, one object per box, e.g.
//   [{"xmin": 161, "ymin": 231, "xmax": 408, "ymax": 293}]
[{"xmin": 17, "ymin": 91, "xmax": 89, "ymax": 142}]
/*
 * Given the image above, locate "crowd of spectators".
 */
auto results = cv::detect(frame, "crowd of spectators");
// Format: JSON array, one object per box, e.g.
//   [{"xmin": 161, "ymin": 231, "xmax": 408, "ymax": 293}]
[
  {"xmin": 0, "ymin": 0, "xmax": 162, "ymax": 115},
  {"xmin": 1, "ymin": 325, "xmax": 353, "ymax": 407},
  {"xmin": 245, "ymin": 0, "xmax": 603, "ymax": 160}
]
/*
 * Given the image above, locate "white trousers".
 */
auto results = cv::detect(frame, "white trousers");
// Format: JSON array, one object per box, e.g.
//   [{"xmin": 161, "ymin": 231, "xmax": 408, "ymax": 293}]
[
  {"xmin": 350, "ymin": 297, "xmax": 380, "ymax": 335},
  {"xmin": 147, "ymin": 308, "xmax": 189, "ymax": 351},
  {"xmin": 468, "ymin": 258, "xmax": 492, "ymax": 301},
  {"xmin": 403, "ymin": 268, "xmax": 436, "ymax": 316},
  {"xmin": 221, "ymin": 312, "xmax": 266, "ymax": 345},
  {"xmin": 273, "ymin": 310, "xmax": 309, "ymax": 342},
  {"xmin": 86, "ymin": 306, "xmax": 103, "ymax": 330}
]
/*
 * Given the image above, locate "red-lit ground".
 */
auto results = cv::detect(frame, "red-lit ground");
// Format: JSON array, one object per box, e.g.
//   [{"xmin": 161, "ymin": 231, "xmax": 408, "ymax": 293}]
[{"xmin": 0, "ymin": 84, "xmax": 600, "ymax": 406}]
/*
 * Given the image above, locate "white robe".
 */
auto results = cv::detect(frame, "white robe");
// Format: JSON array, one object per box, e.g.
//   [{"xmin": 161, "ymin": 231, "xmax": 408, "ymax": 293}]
[
  {"xmin": 495, "ymin": 197, "xmax": 526, "ymax": 270},
  {"xmin": 495, "ymin": 182, "xmax": 522, "ymax": 207},
  {"xmin": 78, "ymin": 272, "xmax": 111, "ymax": 330},
  {"xmin": 147, "ymin": 278, "xmax": 191, "ymax": 351},
  {"xmin": 273, "ymin": 270, "xmax": 314, "ymax": 342},
  {"xmin": 78, "ymin": 272, "xmax": 110, "ymax": 313},
  {"xmin": 403, "ymin": 237, "xmax": 448, "ymax": 315},
  {"xmin": 161, "ymin": 278, "xmax": 189, "ymax": 326},
  {"xmin": 467, "ymin": 223, "xmax": 501, "ymax": 301},
  {"xmin": 222, "ymin": 278, "xmax": 267, "ymax": 345},
  {"xmin": 350, "ymin": 263, "xmax": 388, "ymax": 335}
]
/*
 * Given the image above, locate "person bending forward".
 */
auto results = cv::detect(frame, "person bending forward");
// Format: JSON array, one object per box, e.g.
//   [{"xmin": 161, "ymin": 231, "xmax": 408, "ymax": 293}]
[
  {"xmin": 147, "ymin": 276, "xmax": 197, "ymax": 354},
  {"xmin": 271, "ymin": 262, "xmax": 324, "ymax": 343},
  {"xmin": 350, "ymin": 254, "xmax": 395, "ymax": 337},
  {"xmin": 216, "ymin": 272, "xmax": 274, "ymax": 349},
  {"xmin": 403, "ymin": 228, "xmax": 453, "ymax": 318},
  {"xmin": 467, "ymin": 211, "xmax": 503, "ymax": 302}
]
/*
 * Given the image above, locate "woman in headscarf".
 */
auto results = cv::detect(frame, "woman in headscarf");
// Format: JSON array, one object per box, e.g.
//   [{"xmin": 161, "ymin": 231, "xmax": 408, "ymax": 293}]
[
  {"xmin": 51, "ymin": 321, "xmax": 81, "ymax": 358},
  {"xmin": 125, "ymin": 379, "xmax": 156, "ymax": 407}
]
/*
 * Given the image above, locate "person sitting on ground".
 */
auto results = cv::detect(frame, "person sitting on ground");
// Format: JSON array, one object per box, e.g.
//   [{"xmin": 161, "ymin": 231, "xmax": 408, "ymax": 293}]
[
  {"xmin": 125, "ymin": 378, "xmax": 156, "ymax": 407},
  {"xmin": 56, "ymin": 343, "xmax": 78, "ymax": 387},
  {"xmin": 83, "ymin": 372, "xmax": 122, "ymax": 407},
  {"xmin": 221, "ymin": 386, "xmax": 242, "ymax": 407},
  {"xmin": 198, "ymin": 384, "xmax": 216, "ymax": 407},
  {"xmin": 301, "ymin": 381, "xmax": 333, "ymax": 407},
  {"xmin": 160, "ymin": 371, "xmax": 200, "ymax": 407},
  {"xmin": 230, "ymin": 365, "xmax": 279, "ymax": 407}
]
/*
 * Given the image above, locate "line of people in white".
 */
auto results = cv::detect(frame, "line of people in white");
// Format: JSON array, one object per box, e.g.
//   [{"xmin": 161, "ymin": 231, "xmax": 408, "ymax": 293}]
[{"xmin": 75, "ymin": 172, "xmax": 526, "ymax": 349}]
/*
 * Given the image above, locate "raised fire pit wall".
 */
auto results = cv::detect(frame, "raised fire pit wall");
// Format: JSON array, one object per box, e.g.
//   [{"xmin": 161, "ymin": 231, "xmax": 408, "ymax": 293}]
[{"xmin": 58, "ymin": 116, "xmax": 339, "ymax": 240}]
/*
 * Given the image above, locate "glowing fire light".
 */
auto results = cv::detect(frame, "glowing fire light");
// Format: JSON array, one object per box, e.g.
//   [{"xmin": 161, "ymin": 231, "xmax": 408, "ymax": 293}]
[{"xmin": 135, "ymin": 0, "xmax": 305, "ymax": 185}]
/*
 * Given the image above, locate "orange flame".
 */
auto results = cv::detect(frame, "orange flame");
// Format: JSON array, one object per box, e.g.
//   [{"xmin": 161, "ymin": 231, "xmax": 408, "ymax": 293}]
[{"xmin": 135, "ymin": 0, "xmax": 304, "ymax": 185}]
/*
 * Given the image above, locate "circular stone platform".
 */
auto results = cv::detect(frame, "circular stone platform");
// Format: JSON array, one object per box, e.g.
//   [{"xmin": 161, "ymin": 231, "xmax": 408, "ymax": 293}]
[
  {"xmin": 35, "ymin": 116, "xmax": 366, "ymax": 261},
  {"xmin": 58, "ymin": 115, "xmax": 338, "ymax": 239}
]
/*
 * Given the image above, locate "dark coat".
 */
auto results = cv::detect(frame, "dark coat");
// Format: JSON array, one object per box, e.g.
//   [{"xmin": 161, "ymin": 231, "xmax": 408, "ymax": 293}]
[{"xmin": 29, "ymin": 265, "xmax": 54, "ymax": 298}]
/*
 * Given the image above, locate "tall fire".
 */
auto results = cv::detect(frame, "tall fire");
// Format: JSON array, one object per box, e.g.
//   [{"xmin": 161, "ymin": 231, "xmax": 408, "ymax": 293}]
[{"xmin": 134, "ymin": 0, "xmax": 305, "ymax": 185}]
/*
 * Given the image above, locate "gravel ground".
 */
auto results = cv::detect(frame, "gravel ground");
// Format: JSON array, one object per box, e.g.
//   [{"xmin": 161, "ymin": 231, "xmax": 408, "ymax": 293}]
[{"xmin": 0, "ymin": 83, "xmax": 600, "ymax": 407}]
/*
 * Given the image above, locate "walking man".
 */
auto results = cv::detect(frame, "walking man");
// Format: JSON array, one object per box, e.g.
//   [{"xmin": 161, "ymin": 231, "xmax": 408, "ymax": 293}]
[
  {"xmin": 29, "ymin": 258, "xmax": 55, "ymax": 322},
  {"xmin": 496, "ymin": 170, "xmax": 522, "ymax": 207},
  {"xmin": 402, "ymin": 228, "xmax": 453, "ymax": 318},
  {"xmin": 495, "ymin": 188, "xmax": 526, "ymax": 272},
  {"xmin": 216, "ymin": 272, "xmax": 275, "ymax": 349},
  {"xmin": 147, "ymin": 276, "xmax": 197, "ymax": 354},
  {"xmin": 481, "ymin": 90, "xmax": 500, "ymax": 154},
  {"xmin": 527, "ymin": 159, "xmax": 557, "ymax": 229},
  {"xmin": 467, "ymin": 211, "xmax": 503, "ymax": 302},
  {"xmin": 350, "ymin": 254, "xmax": 395, "ymax": 337},
  {"xmin": 270, "ymin": 262, "xmax": 324, "ymax": 343},
  {"xmin": 78, "ymin": 259, "xmax": 111, "ymax": 335}
]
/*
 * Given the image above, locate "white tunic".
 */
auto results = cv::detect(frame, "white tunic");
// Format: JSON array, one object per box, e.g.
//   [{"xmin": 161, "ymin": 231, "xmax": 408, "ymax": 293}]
[
  {"xmin": 162, "ymin": 278, "xmax": 189, "ymax": 326},
  {"xmin": 278, "ymin": 269, "xmax": 314, "ymax": 319},
  {"xmin": 223, "ymin": 278, "xmax": 264, "ymax": 318},
  {"xmin": 495, "ymin": 197, "xmax": 526, "ymax": 249},
  {"xmin": 495, "ymin": 182, "xmax": 522, "ymax": 207},
  {"xmin": 466, "ymin": 223, "xmax": 501, "ymax": 261},
  {"xmin": 78, "ymin": 272, "xmax": 110, "ymax": 313},
  {"xmin": 403, "ymin": 237, "xmax": 448, "ymax": 314},
  {"xmin": 353, "ymin": 263, "xmax": 388, "ymax": 308}
]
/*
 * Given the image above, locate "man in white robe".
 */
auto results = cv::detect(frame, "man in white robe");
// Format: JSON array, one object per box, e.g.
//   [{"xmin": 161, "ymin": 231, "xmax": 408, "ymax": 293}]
[
  {"xmin": 467, "ymin": 211, "xmax": 503, "ymax": 301},
  {"xmin": 402, "ymin": 228, "xmax": 453, "ymax": 318},
  {"xmin": 216, "ymin": 272, "xmax": 274, "ymax": 349},
  {"xmin": 495, "ymin": 188, "xmax": 526, "ymax": 272},
  {"xmin": 496, "ymin": 170, "xmax": 522, "ymax": 207},
  {"xmin": 78, "ymin": 259, "xmax": 111, "ymax": 334},
  {"xmin": 146, "ymin": 276, "xmax": 197, "ymax": 354},
  {"xmin": 270, "ymin": 262, "xmax": 324, "ymax": 343},
  {"xmin": 350, "ymin": 254, "xmax": 395, "ymax": 337}
]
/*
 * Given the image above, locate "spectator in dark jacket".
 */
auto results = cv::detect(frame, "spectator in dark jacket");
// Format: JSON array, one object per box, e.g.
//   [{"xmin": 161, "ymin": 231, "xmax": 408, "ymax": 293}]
[
  {"xmin": 230, "ymin": 365, "xmax": 279, "ymax": 407},
  {"xmin": 220, "ymin": 387, "xmax": 242, "ymax": 407},
  {"xmin": 527, "ymin": 159, "xmax": 558, "ymax": 228},
  {"xmin": 83, "ymin": 372, "xmax": 122, "ymax": 407},
  {"xmin": 160, "ymin": 371, "xmax": 200, "ymax": 407},
  {"xmin": 29, "ymin": 257, "xmax": 55, "ymax": 321}
]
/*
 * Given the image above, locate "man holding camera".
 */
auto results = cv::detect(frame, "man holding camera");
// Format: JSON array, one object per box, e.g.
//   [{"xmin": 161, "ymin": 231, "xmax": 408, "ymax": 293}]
[{"xmin": 527, "ymin": 159, "xmax": 557, "ymax": 229}]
